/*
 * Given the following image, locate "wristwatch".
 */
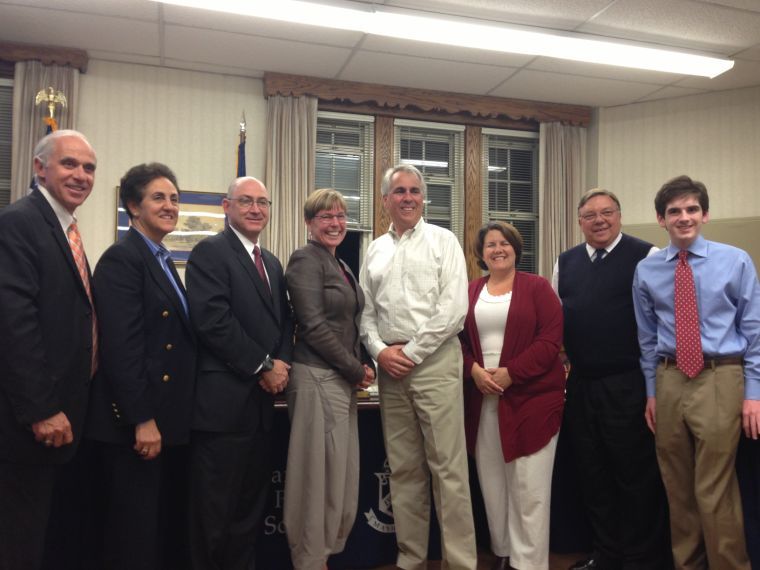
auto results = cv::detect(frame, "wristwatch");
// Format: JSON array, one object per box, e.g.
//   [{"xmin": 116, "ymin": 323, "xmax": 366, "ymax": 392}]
[{"xmin": 261, "ymin": 355, "xmax": 275, "ymax": 372}]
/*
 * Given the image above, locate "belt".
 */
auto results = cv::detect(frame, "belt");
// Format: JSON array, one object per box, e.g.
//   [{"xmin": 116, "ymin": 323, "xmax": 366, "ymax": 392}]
[{"xmin": 661, "ymin": 355, "xmax": 743, "ymax": 370}]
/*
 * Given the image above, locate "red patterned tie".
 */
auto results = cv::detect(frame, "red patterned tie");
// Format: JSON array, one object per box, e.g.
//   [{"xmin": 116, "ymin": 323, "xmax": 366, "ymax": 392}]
[
  {"xmin": 674, "ymin": 249, "xmax": 703, "ymax": 378},
  {"xmin": 253, "ymin": 245, "xmax": 271, "ymax": 296},
  {"xmin": 67, "ymin": 223, "xmax": 98, "ymax": 375}
]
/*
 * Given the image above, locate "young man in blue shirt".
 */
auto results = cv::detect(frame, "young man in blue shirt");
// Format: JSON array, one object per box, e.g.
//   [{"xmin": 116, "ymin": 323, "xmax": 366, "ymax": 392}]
[{"xmin": 633, "ymin": 174, "xmax": 760, "ymax": 570}]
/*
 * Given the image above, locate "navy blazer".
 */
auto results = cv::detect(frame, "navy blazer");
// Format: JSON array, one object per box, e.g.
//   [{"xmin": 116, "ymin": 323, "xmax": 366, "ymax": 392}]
[
  {"xmin": 0, "ymin": 189, "xmax": 94, "ymax": 464},
  {"xmin": 85, "ymin": 228, "xmax": 196, "ymax": 446},
  {"xmin": 186, "ymin": 227, "xmax": 293, "ymax": 433}
]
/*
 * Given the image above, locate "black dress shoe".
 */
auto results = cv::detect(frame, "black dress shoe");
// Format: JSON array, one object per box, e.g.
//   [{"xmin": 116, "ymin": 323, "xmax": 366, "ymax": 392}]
[
  {"xmin": 568, "ymin": 557, "xmax": 597, "ymax": 570},
  {"xmin": 491, "ymin": 556, "xmax": 510, "ymax": 570}
]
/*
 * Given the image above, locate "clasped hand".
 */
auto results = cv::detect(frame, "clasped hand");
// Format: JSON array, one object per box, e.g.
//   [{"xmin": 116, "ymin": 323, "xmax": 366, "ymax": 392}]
[
  {"xmin": 259, "ymin": 359, "xmax": 290, "ymax": 394},
  {"xmin": 472, "ymin": 363, "xmax": 512, "ymax": 395}
]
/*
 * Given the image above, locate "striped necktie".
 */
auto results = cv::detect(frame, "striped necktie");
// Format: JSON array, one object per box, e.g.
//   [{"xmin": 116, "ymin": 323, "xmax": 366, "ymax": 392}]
[{"xmin": 67, "ymin": 222, "xmax": 98, "ymax": 376}]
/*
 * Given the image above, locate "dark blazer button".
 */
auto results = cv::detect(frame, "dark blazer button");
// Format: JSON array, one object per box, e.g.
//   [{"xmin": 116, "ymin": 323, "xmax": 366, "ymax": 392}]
[
  {"xmin": 165, "ymin": 344, "xmax": 173, "ymax": 351},
  {"xmin": 162, "ymin": 374, "xmax": 170, "ymax": 382},
  {"xmin": 162, "ymin": 310, "xmax": 170, "ymax": 318}
]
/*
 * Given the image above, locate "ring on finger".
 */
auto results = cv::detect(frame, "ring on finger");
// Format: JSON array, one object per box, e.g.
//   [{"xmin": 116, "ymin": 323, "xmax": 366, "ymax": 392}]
[{"xmin": 141, "ymin": 448, "xmax": 149, "ymax": 455}]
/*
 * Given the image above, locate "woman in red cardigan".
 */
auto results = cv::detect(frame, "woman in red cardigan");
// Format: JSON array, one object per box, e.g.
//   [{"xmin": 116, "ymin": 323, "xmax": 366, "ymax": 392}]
[{"xmin": 460, "ymin": 221, "xmax": 565, "ymax": 570}]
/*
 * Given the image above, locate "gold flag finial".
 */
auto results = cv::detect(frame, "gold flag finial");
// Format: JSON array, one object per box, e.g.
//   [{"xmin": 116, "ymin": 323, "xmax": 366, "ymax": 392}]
[{"xmin": 35, "ymin": 87, "xmax": 68, "ymax": 120}]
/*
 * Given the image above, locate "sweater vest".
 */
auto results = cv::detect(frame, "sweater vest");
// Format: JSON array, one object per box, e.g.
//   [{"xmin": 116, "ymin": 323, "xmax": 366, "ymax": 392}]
[{"xmin": 558, "ymin": 234, "xmax": 652, "ymax": 379}]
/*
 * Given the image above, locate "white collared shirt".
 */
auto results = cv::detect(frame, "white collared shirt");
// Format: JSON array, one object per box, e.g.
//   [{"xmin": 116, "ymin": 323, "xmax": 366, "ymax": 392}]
[
  {"xmin": 228, "ymin": 224, "xmax": 270, "ymax": 287},
  {"xmin": 551, "ymin": 232, "xmax": 657, "ymax": 295},
  {"xmin": 37, "ymin": 183, "xmax": 75, "ymax": 234},
  {"xmin": 359, "ymin": 218, "xmax": 468, "ymax": 365}
]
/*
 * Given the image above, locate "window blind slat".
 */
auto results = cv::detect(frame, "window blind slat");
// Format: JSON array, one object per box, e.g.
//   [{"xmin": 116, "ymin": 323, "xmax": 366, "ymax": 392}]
[{"xmin": 482, "ymin": 131, "xmax": 539, "ymax": 273}]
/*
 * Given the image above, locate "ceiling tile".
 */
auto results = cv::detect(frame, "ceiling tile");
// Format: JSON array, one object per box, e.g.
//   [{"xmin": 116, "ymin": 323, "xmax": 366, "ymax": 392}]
[
  {"xmin": 164, "ymin": 26, "xmax": 354, "ymax": 78},
  {"xmin": 734, "ymin": 45, "xmax": 760, "ymax": 61},
  {"xmin": 632, "ymin": 85, "xmax": 710, "ymax": 103},
  {"xmin": 578, "ymin": 0, "xmax": 760, "ymax": 53},
  {"xmin": 700, "ymin": 0, "xmax": 760, "ymax": 12},
  {"xmin": 359, "ymin": 35, "xmax": 534, "ymax": 67},
  {"xmin": 0, "ymin": 4, "xmax": 158, "ymax": 56},
  {"xmin": 384, "ymin": 0, "xmax": 614, "ymax": 29},
  {"xmin": 527, "ymin": 56, "xmax": 687, "ymax": 85},
  {"xmin": 162, "ymin": 5, "xmax": 364, "ymax": 47},
  {"xmin": 490, "ymin": 69, "xmax": 660, "ymax": 106},
  {"xmin": 675, "ymin": 57, "xmax": 760, "ymax": 89},
  {"xmin": 0, "ymin": 0, "xmax": 158, "ymax": 19},
  {"xmin": 340, "ymin": 51, "xmax": 513, "ymax": 94}
]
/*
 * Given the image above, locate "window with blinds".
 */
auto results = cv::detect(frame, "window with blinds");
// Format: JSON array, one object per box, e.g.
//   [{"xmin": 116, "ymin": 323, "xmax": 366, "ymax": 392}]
[
  {"xmin": 315, "ymin": 111, "xmax": 374, "ymax": 232},
  {"xmin": 0, "ymin": 79, "xmax": 12, "ymax": 209},
  {"xmin": 394, "ymin": 119, "xmax": 465, "ymax": 243},
  {"xmin": 481, "ymin": 129, "xmax": 539, "ymax": 273}
]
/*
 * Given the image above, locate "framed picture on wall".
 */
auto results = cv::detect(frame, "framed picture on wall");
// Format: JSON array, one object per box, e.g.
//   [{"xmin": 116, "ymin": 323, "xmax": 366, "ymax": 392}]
[{"xmin": 115, "ymin": 188, "xmax": 226, "ymax": 263}]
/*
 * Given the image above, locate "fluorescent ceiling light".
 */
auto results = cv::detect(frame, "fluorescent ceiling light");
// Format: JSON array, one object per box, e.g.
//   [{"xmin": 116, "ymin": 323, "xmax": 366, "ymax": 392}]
[{"xmin": 153, "ymin": 0, "xmax": 734, "ymax": 78}]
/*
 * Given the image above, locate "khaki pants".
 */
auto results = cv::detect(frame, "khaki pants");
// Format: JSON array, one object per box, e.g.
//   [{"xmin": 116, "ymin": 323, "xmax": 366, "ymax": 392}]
[
  {"xmin": 655, "ymin": 362, "xmax": 750, "ymax": 570},
  {"xmin": 378, "ymin": 337, "xmax": 477, "ymax": 570},
  {"xmin": 283, "ymin": 363, "xmax": 359, "ymax": 570}
]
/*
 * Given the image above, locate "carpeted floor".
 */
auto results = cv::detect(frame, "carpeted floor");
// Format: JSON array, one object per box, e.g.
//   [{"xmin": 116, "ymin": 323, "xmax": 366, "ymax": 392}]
[{"xmin": 371, "ymin": 551, "xmax": 587, "ymax": 569}]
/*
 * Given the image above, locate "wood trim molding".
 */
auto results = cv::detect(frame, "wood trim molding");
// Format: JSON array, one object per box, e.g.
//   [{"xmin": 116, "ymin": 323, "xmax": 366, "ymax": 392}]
[
  {"xmin": 264, "ymin": 72, "xmax": 590, "ymax": 127},
  {"xmin": 373, "ymin": 116, "xmax": 394, "ymax": 238},
  {"xmin": 464, "ymin": 126, "xmax": 483, "ymax": 281},
  {"xmin": 0, "ymin": 41, "xmax": 88, "ymax": 72}
]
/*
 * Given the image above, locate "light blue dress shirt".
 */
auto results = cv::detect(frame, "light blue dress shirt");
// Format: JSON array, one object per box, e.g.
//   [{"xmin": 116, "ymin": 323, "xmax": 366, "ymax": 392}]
[
  {"xmin": 633, "ymin": 235, "xmax": 760, "ymax": 399},
  {"xmin": 135, "ymin": 229, "xmax": 189, "ymax": 316}
]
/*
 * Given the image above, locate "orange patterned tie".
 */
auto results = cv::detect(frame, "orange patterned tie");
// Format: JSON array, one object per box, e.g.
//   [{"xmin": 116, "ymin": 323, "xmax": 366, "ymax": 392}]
[
  {"xmin": 67, "ymin": 223, "xmax": 98, "ymax": 376},
  {"xmin": 674, "ymin": 250, "xmax": 703, "ymax": 378}
]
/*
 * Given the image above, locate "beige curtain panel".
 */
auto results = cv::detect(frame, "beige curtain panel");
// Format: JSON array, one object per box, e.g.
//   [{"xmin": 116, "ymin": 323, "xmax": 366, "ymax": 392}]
[
  {"xmin": 11, "ymin": 60, "xmax": 79, "ymax": 202},
  {"xmin": 538, "ymin": 121, "xmax": 587, "ymax": 279},
  {"xmin": 264, "ymin": 94, "xmax": 317, "ymax": 263}
]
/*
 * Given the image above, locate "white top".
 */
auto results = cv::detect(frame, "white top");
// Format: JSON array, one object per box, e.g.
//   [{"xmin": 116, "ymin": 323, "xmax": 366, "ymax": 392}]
[
  {"xmin": 360, "ymin": 218, "xmax": 468, "ymax": 364},
  {"xmin": 475, "ymin": 287, "xmax": 511, "ymax": 369}
]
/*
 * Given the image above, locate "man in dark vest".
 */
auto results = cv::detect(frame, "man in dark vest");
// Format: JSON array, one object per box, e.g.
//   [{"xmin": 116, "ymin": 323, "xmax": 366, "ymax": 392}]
[{"xmin": 553, "ymin": 189, "xmax": 671, "ymax": 570}]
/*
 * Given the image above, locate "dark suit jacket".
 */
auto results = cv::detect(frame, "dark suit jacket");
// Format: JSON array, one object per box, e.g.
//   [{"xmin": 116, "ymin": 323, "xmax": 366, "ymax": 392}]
[
  {"xmin": 0, "ymin": 189, "xmax": 94, "ymax": 465},
  {"xmin": 85, "ymin": 228, "xmax": 196, "ymax": 446},
  {"xmin": 285, "ymin": 240, "xmax": 371, "ymax": 384},
  {"xmin": 185, "ymin": 228, "xmax": 293, "ymax": 433}
]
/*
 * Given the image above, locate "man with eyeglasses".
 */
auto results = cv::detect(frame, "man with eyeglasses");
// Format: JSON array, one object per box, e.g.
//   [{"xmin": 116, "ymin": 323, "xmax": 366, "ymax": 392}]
[
  {"xmin": 552, "ymin": 189, "xmax": 670, "ymax": 570},
  {"xmin": 185, "ymin": 176, "xmax": 294, "ymax": 570},
  {"xmin": 360, "ymin": 164, "xmax": 476, "ymax": 570}
]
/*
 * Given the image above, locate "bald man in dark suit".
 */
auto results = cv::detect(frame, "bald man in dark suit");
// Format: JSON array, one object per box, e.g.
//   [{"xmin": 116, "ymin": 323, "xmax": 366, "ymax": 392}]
[{"xmin": 186, "ymin": 176, "xmax": 293, "ymax": 570}]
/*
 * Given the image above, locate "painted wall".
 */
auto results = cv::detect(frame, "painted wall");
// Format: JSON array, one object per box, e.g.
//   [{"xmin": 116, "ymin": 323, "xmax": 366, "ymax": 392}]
[
  {"xmin": 73, "ymin": 60, "xmax": 759, "ymax": 267},
  {"xmin": 596, "ymin": 84, "xmax": 760, "ymax": 225},
  {"xmin": 75, "ymin": 59, "xmax": 266, "ymax": 264}
]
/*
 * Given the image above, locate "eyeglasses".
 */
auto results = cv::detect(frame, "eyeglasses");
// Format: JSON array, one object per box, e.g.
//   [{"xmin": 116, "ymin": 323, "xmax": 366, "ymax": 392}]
[
  {"xmin": 314, "ymin": 213, "xmax": 347, "ymax": 223},
  {"xmin": 579, "ymin": 209, "xmax": 619, "ymax": 222},
  {"xmin": 229, "ymin": 197, "xmax": 272, "ymax": 210}
]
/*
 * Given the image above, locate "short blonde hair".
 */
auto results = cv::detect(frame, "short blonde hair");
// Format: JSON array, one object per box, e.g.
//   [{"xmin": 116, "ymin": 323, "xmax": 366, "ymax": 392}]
[{"xmin": 304, "ymin": 188, "xmax": 347, "ymax": 221}]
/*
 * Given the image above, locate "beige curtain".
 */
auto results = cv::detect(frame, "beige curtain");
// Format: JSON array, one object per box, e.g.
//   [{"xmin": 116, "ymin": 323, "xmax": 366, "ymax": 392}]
[
  {"xmin": 264, "ymin": 94, "xmax": 317, "ymax": 262},
  {"xmin": 11, "ymin": 60, "xmax": 79, "ymax": 202},
  {"xmin": 538, "ymin": 122, "xmax": 587, "ymax": 279}
]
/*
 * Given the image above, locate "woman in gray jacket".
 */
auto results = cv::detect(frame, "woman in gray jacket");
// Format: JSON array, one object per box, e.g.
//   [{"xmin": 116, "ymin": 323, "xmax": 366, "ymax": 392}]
[{"xmin": 283, "ymin": 188, "xmax": 375, "ymax": 570}]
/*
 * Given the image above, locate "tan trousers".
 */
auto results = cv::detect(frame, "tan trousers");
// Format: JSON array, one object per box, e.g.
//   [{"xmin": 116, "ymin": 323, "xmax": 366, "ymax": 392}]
[
  {"xmin": 283, "ymin": 363, "xmax": 359, "ymax": 570},
  {"xmin": 378, "ymin": 337, "xmax": 477, "ymax": 570},
  {"xmin": 655, "ymin": 362, "xmax": 750, "ymax": 570}
]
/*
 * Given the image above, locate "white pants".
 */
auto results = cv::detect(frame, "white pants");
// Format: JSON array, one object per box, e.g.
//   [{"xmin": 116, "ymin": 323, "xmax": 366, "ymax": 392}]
[{"xmin": 475, "ymin": 395, "xmax": 558, "ymax": 570}]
